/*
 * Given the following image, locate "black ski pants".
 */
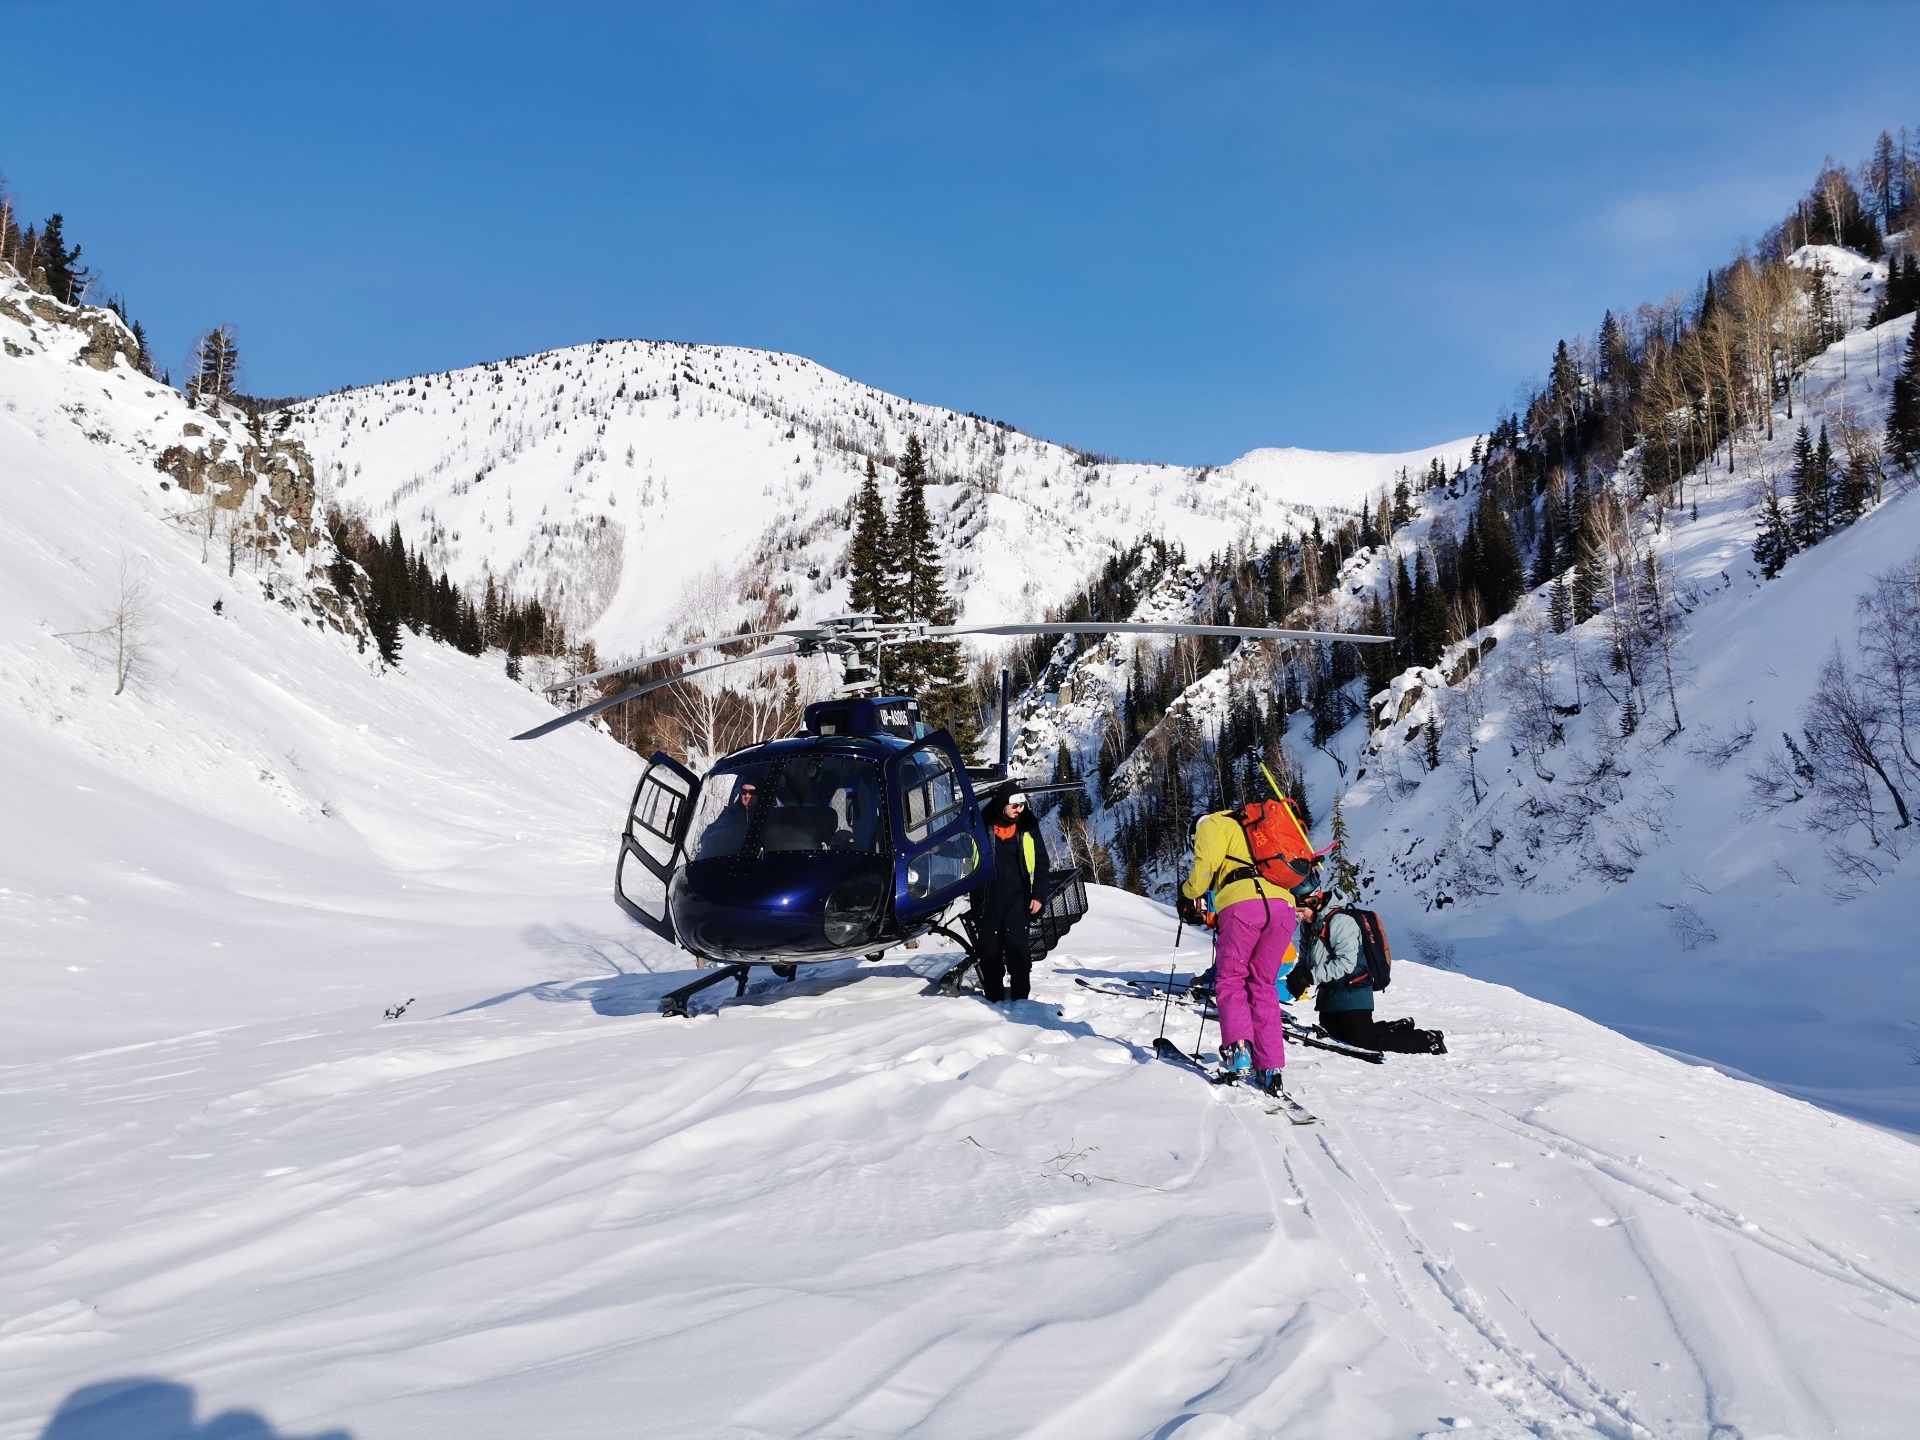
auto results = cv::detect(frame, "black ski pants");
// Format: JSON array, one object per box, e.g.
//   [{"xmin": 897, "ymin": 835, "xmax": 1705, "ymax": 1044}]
[
  {"xmin": 974, "ymin": 903, "xmax": 1033, "ymax": 1002},
  {"xmin": 1320, "ymin": 1009, "xmax": 1447, "ymax": 1055}
]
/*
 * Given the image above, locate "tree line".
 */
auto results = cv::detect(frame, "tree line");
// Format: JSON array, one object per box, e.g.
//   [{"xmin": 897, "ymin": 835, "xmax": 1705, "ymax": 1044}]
[{"xmin": 327, "ymin": 511, "xmax": 565, "ymax": 672}]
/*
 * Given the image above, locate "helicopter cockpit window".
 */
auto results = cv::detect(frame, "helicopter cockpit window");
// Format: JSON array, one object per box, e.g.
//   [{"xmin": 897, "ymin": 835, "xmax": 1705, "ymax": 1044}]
[
  {"xmin": 762, "ymin": 756, "xmax": 884, "ymax": 854},
  {"xmin": 686, "ymin": 763, "xmax": 777, "ymax": 861},
  {"xmin": 900, "ymin": 748, "xmax": 961, "ymax": 843}
]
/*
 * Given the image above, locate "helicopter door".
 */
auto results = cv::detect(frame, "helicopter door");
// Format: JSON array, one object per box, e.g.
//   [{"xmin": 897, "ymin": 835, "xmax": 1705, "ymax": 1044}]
[
  {"xmin": 888, "ymin": 735, "xmax": 990, "ymax": 932},
  {"xmin": 614, "ymin": 751, "xmax": 701, "ymax": 943}
]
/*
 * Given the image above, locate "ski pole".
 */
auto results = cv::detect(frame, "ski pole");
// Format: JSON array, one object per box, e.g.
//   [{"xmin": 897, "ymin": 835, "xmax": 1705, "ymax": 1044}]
[
  {"xmin": 1189, "ymin": 921, "xmax": 1218, "ymax": 1059},
  {"xmin": 1156, "ymin": 948, "xmax": 1179, "ymax": 1043}
]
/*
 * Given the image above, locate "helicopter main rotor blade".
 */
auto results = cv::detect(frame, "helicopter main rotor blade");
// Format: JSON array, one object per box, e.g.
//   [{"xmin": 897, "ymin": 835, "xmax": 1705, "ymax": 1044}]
[
  {"xmin": 542, "ymin": 628, "xmax": 824, "ymax": 694},
  {"xmin": 929, "ymin": 621, "xmax": 1393, "ymax": 645},
  {"xmin": 513, "ymin": 645, "xmax": 802, "ymax": 741}
]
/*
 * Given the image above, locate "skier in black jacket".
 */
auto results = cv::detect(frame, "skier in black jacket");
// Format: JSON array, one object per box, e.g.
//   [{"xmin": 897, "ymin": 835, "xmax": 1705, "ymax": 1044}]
[{"xmin": 970, "ymin": 791, "xmax": 1050, "ymax": 1002}]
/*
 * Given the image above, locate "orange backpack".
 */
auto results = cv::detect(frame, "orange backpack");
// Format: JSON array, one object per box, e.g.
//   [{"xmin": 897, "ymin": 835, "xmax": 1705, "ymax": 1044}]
[{"xmin": 1223, "ymin": 797, "xmax": 1329, "ymax": 893}]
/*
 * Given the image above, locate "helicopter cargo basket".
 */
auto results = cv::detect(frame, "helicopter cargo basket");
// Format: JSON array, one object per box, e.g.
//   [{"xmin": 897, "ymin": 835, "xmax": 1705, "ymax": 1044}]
[{"xmin": 1028, "ymin": 866, "xmax": 1089, "ymax": 958}]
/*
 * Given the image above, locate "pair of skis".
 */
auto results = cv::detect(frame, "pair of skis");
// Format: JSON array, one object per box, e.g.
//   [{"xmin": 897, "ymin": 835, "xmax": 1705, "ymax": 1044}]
[
  {"xmin": 1072, "ymin": 976, "xmax": 1386, "ymax": 1065},
  {"xmin": 1150, "ymin": 1037, "xmax": 1319, "ymax": 1124}
]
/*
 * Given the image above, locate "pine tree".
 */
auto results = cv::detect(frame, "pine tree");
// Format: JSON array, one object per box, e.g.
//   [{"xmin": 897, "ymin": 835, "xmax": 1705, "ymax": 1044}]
[
  {"xmin": 1472, "ymin": 486, "xmax": 1523, "ymax": 616},
  {"xmin": 1327, "ymin": 794, "xmax": 1362, "ymax": 902},
  {"xmin": 1412, "ymin": 553, "xmax": 1447, "ymax": 668},
  {"xmin": 1361, "ymin": 592, "xmax": 1393, "ymax": 698},
  {"xmin": 1835, "ymin": 449, "xmax": 1874, "ymax": 529},
  {"xmin": 34, "ymin": 213, "xmax": 88, "ymax": 303},
  {"xmin": 190, "ymin": 325, "xmax": 241, "ymax": 409},
  {"xmin": 1753, "ymin": 483, "xmax": 1796, "ymax": 579},
  {"xmin": 1889, "ymin": 321, "xmax": 1920, "ymax": 472},
  {"xmin": 1531, "ymin": 489, "xmax": 1561, "ymax": 589},
  {"xmin": 1790, "ymin": 423, "xmax": 1831, "ymax": 546},
  {"xmin": 889, "ymin": 434, "xmax": 976, "ymax": 747},
  {"xmin": 1392, "ymin": 553, "xmax": 1415, "ymax": 668},
  {"xmin": 890, "ymin": 436, "xmax": 933, "ymax": 621},
  {"xmin": 847, "ymin": 455, "xmax": 895, "ymax": 618},
  {"xmin": 1391, "ymin": 472, "xmax": 1413, "ymax": 527},
  {"xmin": 1549, "ymin": 573, "xmax": 1572, "ymax": 633}
]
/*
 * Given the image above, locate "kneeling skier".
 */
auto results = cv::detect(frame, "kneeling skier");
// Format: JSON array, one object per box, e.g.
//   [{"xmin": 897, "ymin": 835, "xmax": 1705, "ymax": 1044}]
[{"xmin": 1283, "ymin": 890, "xmax": 1446, "ymax": 1054}]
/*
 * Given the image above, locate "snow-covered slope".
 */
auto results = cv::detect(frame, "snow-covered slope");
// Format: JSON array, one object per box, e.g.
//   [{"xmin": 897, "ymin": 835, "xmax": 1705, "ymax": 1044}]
[
  {"xmin": 8, "ymin": 892, "xmax": 1920, "ymax": 1439},
  {"xmin": 1002, "ymin": 250, "xmax": 1920, "ymax": 1138},
  {"xmin": 286, "ymin": 342, "xmax": 1475, "ymax": 655},
  {"xmin": 1329, "ymin": 296, "xmax": 1920, "ymax": 1138},
  {"xmin": 5, "ymin": 267, "xmax": 1920, "ymax": 1438}
]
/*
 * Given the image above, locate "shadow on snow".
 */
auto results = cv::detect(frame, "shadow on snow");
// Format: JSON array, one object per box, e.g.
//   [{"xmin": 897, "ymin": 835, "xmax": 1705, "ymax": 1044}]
[{"xmin": 35, "ymin": 1378, "xmax": 348, "ymax": 1440}]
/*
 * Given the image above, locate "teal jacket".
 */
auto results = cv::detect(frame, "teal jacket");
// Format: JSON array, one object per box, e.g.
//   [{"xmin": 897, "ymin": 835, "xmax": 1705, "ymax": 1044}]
[{"xmin": 1285, "ymin": 910, "xmax": 1371, "ymax": 1013}]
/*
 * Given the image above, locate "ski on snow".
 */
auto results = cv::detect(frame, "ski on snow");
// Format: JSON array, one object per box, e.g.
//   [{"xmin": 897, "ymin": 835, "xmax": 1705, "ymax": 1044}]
[
  {"xmin": 1074, "ymin": 977, "xmax": 1386, "ymax": 1065},
  {"xmin": 1150, "ymin": 1037, "xmax": 1319, "ymax": 1124}
]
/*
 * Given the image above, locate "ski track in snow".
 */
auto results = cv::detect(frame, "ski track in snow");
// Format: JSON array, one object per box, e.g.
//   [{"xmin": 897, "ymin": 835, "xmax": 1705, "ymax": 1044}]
[{"xmin": 6, "ymin": 904, "xmax": 1920, "ymax": 1438}]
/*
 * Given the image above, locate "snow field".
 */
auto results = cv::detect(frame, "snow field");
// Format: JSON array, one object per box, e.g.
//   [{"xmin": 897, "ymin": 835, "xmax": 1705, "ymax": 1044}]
[{"xmin": 5, "ymin": 892, "xmax": 1919, "ymax": 1438}]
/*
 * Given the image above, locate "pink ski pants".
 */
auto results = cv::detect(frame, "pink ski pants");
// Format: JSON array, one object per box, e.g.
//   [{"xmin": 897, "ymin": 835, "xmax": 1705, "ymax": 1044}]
[{"xmin": 1214, "ymin": 896, "xmax": 1296, "ymax": 1071}]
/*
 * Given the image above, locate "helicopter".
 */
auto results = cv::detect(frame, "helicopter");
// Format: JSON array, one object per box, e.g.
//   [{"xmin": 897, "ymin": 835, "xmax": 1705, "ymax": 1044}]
[{"xmin": 515, "ymin": 613, "xmax": 1389, "ymax": 1015}]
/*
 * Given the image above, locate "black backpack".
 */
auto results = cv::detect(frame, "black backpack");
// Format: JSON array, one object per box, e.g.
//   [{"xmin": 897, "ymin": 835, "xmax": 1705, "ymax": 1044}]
[{"xmin": 1331, "ymin": 907, "xmax": 1392, "ymax": 992}]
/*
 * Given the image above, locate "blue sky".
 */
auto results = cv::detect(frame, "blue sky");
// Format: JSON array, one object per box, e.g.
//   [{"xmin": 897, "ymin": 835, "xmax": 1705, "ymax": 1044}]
[{"xmin": 3, "ymin": 2, "xmax": 1914, "ymax": 462}]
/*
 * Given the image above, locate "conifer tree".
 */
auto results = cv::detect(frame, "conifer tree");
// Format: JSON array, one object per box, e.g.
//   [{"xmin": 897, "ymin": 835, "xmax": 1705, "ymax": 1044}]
[
  {"xmin": 1790, "ymin": 423, "xmax": 1831, "ymax": 546},
  {"xmin": 1412, "ymin": 553, "xmax": 1447, "ymax": 667},
  {"xmin": 1837, "ymin": 449, "xmax": 1876, "ymax": 527},
  {"xmin": 1531, "ymin": 490, "xmax": 1561, "ymax": 589},
  {"xmin": 888, "ymin": 434, "xmax": 975, "ymax": 747},
  {"xmin": 1327, "ymin": 794, "xmax": 1362, "ymax": 902},
  {"xmin": 1471, "ymin": 486, "xmax": 1523, "ymax": 615},
  {"xmin": 34, "ymin": 213, "xmax": 88, "ymax": 303},
  {"xmin": 1360, "ymin": 592, "xmax": 1393, "ymax": 698},
  {"xmin": 1753, "ymin": 484, "xmax": 1796, "ymax": 579},
  {"xmin": 1549, "ymin": 573, "xmax": 1573, "ymax": 633},
  {"xmin": 1889, "ymin": 321, "xmax": 1920, "ymax": 472},
  {"xmin": 847, "ymin": 455, "xmax": 895, "ymax": 618},
  {"xmin": 1392, "ymin": 553, "xmax": 1415, "ymax": 668},
  {"xmin": 1391, "ymin": 472, "xmax": 1413, "ymax": 527},
  {"xmin": 190, "ymin": 325, "xmax": 241, "ymax": 409}
]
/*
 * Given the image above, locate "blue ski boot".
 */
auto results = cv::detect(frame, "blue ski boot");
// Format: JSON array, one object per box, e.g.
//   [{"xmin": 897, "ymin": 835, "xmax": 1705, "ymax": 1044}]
[{"xmin": 1220, "ymin": 1040, "xmax": 1252, "ymax": 1076}]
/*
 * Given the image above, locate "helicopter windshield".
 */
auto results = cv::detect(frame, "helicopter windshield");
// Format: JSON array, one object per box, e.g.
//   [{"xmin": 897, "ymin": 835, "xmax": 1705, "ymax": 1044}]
[{"xmin": 685, "ymin": 756, "xmax": 885, "ymax": 860}]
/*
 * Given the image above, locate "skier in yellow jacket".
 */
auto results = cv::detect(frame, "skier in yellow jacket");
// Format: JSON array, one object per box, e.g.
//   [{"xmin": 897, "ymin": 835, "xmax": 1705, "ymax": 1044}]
[{"xmin": 1179, "ymin": 811, "xmax": 1295, "ymax": 1085}]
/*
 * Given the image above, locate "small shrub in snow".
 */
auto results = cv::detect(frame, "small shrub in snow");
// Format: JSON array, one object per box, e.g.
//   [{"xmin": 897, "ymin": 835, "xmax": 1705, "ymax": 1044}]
[
  {"xmin": 1661, "ymin": 902, "xmax": 1718, "ymax": 950},
  {"xmin": 1405, "ymin": 928, "xmax": 1459, "ymax": 969}
]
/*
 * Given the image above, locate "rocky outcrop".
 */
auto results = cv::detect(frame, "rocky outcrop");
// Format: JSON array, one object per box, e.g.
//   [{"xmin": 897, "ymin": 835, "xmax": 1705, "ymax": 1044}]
[
  {"xmin": 153, "ymin": 410, "xmax": 361, "ymax": 634},
  {"xmin": 75, "ymin": 309, "xmax": 140, "ymax": 371},
  {"xmin": 157, "ymin": 427, "xmax": 321, "ymax": 553},
  {"xmin": 1446, "ymin": 634, "xmax": 1497, "ymax": 686},
  {"xmin": 0, "ymin": 278, "xmax": 140, "ymax": 371}
]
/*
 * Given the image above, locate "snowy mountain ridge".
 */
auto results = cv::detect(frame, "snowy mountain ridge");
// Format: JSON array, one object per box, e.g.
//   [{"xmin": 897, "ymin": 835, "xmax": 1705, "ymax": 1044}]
[{"xmin": 287, "ymin": 339, "xmax": 1476, "ymax": 659}]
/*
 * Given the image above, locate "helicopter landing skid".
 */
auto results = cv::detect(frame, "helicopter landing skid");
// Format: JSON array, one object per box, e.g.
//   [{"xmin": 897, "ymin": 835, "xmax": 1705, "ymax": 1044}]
[
  {"xmin": 660, "ymin": 962, "xmax": 754, "ymax": 1017},
  {"xmin": 922, "ymin": 923, "xmax": 979, "ymax": 996}
]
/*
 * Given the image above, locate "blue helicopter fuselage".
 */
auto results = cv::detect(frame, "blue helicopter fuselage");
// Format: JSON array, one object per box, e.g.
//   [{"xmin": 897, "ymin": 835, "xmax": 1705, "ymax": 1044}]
[{"xmin": 614, "ymin": 703, "xmax": 995, "ymax": 965}]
